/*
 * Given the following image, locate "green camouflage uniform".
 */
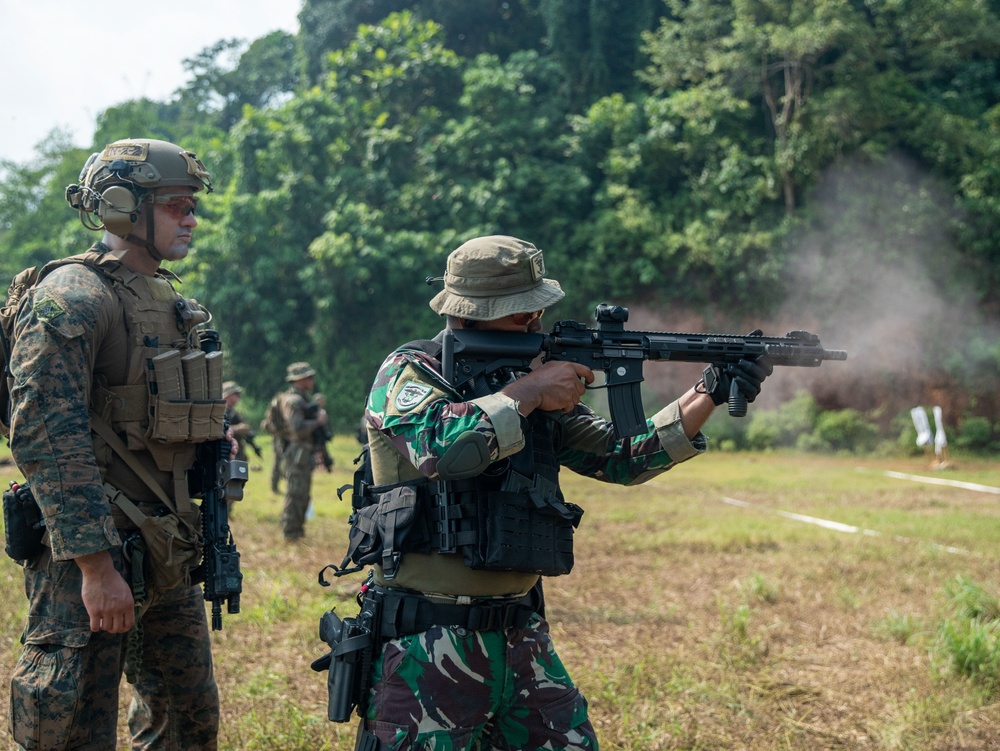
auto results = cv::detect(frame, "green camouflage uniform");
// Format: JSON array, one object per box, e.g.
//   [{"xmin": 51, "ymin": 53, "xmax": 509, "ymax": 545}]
[
  {"xmin": 6, "ymin": 250, "xmax": 219, "ymax": 750},
  {"xmin": 278, "ymin": 386, "xmax": 323, "ymax": 540},
  {"xmin": 360, "ymin": 337, "xmax": 706, "ymax": 749}
]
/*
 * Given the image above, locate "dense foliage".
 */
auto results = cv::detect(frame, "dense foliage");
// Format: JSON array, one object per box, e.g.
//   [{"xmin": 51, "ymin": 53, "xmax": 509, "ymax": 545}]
[{"xmin": 2, "ymin": 0, "xmax": 999, "ymax": 432}]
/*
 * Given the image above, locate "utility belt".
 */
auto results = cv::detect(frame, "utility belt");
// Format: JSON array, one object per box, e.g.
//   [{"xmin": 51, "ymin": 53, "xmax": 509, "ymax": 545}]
[
  {"xmin": 311, "ymin": 576, "xmax": 541, "ymax": 725},
  {"xmin": 2, "ymin": 478, "xmax": 201, "ymax": 592},
  {"xmin": 374, "ymin": 584, "xmax": 538, "ymax": 639}
]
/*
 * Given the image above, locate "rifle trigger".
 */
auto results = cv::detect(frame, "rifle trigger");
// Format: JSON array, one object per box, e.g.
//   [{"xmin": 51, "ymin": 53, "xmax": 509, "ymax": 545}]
[{"xmin": 584, "ymin": 372, "xmax": 609, "ymax": 391}]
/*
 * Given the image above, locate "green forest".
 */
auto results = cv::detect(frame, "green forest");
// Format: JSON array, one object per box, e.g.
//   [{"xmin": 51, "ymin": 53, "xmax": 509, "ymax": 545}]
[{"xmin": 2, "ymin": 0, "xmax": 999, "ymax": 441}]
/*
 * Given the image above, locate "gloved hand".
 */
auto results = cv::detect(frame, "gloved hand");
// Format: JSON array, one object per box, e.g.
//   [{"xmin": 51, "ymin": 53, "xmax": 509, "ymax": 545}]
[
  {"xmin": 701, "ymin": 355, "xmax": 774, "ymax": 406},
  {"xmin": 699, "ymin": 329, "xmax": 775, "ymax": 416}
]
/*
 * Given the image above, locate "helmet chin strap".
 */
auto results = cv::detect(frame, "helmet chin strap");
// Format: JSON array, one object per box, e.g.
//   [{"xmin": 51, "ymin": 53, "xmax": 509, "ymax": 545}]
[{"xmin": 124, "ymin": 206, "xmax": 165, "ymax": 264}]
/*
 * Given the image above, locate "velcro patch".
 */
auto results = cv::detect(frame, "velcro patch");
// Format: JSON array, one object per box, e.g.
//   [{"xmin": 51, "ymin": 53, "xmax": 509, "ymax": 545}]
[
  {"xmin": 101, "ymin": 142, "xmax": 149, "ymax": 162},
  {"xmin": 33, "ymin": 296, "xmax": 66, "ymax": 323},
  {"xmin": 395, "ymin": 381, "xmax": 433, "ymax": 412},
  {"xmin": 527, "ymin": 248, "xmax": 545, "ymax": 280}
]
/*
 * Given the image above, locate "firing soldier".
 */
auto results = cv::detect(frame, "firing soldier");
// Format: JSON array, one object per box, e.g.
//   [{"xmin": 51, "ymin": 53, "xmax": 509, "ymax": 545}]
[{"xmin": 342, "ymin": 235, "xmax": 774, "ymax": 748}]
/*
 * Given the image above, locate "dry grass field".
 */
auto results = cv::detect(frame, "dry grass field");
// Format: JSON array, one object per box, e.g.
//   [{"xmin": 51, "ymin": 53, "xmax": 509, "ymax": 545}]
[{"xmin": 2, "ymin": 436, "xmax": 1000, "ymax": 750}]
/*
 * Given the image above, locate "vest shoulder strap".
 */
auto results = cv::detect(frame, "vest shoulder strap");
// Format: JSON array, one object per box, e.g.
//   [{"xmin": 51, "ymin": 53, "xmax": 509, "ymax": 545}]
[{"xmin": 399, "ymin": 338, "xmax": 442, "ymax": 358}]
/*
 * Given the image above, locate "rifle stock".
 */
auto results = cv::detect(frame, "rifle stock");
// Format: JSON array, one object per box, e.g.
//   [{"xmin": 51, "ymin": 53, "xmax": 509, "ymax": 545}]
[{"xmin": 443, "ymin": 304, "xmax": 847, "ymax": 438}]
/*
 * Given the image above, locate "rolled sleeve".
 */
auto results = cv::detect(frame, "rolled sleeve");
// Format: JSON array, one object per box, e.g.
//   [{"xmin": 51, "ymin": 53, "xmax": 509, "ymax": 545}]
[
  {"xmin": 649, "ymin": 400, "xmax": 707, "ymax": 464},
  {"xmin": 469, "ymin": 392, "xmax": 525, "ymax": 458}
]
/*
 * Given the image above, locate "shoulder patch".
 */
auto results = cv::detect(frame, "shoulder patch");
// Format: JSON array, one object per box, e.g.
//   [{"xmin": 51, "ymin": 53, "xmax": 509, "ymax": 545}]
[
  {"xmin": 33, "ymin": 296, "xmax": 66, "ymax": 324},
  {"xmin": 395, "ymin": 381, "xmax": 433, "ymax": 412}
]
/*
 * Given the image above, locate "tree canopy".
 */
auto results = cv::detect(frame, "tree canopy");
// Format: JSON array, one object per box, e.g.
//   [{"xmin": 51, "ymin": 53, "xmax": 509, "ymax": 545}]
[{"xmin": 2, "ymin": 0, "xmax": 999, "ymax": 429}]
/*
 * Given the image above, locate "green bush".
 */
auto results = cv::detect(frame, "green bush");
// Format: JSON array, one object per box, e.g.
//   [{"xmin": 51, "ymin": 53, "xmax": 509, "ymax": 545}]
[
  {"xmin": 703, "ymin": 409, "xmax": 749, "ymax": 451},
  {"xmin": 795, "ymin": 431, "xmax": 831, "ymax": 452},
  {"xmin": 711, "ymin": 393, "xmax": 889, "ymax": 455},
  {"xmin": 744, "ymin": 391, "xmax": 819, "ymax": 451},
  {"xmin": 812, "ymin": 409, "xmax": 879, "ymax": 453},
  {"xmin": 954, "ymin": 416, "xmax": 997, "ymax": 453}
]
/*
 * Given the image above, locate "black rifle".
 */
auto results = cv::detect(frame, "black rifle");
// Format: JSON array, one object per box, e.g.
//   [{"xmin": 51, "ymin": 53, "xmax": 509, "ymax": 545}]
[
  {"xmin": 443, "ymin": 304, "xmax": 848, "ymax": 438},
  {"xmin": 190, "ymin": 330, "xmax": 247, "ymax": 630}
]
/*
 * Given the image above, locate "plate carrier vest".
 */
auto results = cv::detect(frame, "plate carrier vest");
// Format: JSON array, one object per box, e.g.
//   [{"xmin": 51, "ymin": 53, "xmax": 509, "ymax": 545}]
[
  {"xmin": 340, "ymin": 340, "xmax": 584, "ymax": 580},
  {"xmin": 22, "ymin": 248, "xmax": 226, "ymax": 511}
]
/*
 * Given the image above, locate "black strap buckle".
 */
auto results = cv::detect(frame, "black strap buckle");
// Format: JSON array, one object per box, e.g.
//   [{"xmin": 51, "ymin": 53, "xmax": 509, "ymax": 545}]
[{"xmin": 466, "ymin": 596, "xmax": 532, "ymax": 631}]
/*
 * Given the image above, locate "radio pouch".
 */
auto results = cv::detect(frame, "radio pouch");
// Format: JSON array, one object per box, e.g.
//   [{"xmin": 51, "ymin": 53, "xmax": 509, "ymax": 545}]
[
  {"xmin": 3, "ymin": 482, "xmax": 45, "ymax": 562},
  {"xmin": 105, "ymin": 483, "xmax": 204, "ymax": 591}
]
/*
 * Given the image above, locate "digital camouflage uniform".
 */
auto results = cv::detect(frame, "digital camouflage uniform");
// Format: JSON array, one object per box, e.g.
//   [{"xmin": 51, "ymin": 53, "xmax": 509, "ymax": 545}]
[
  {"xmin": 361, "ymin": 339, "xmax": 706, "ymax": 749},
  {"xmin": 270, "ymin": 435, "xmax": 286, "ymax": 493},
  {"xmin": 278, "ymin": 385, "xmax": 324, "ymax": 540},
  {"xmin": 7, "ymin": 248, "xmax": 219, "ymax": 750}
]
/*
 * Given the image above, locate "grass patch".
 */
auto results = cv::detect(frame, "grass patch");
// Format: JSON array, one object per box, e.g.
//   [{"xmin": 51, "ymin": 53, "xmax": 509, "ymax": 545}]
[
  {"xmin": 933, "ymin": 576, "xmax": 1000, "ymax": 694},
  {"xmin": 3, "ymin": 443, "xmax": 1000, "ymax": 748}
]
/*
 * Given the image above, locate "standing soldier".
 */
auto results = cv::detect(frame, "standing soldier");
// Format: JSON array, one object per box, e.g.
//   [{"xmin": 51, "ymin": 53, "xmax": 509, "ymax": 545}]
[
  {"xmin": 345, "ymin": 235, "xmax": 773, "ymax": 748},
  {"xmin": 277, "ymin": 362, "xmax": 328, "ymax": 541},
  {"xmin": 5, "ymin": 139, "xmax": 229, "ymax": 749}
]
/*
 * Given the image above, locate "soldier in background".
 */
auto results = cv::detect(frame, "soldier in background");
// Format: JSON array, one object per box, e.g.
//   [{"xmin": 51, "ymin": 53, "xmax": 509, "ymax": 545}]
[
  {"xmin": 223, "ymin": 380, "xmax": 260, "ymax": 464},
  {"xmin": 276, "ymin": 362, "xmax": 328, "ymax": 541}
]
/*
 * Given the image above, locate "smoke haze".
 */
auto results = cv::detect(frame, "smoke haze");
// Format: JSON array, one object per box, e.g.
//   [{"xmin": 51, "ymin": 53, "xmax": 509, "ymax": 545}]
[{"xmin": 620, "ymin": 152, "xmax": 998, "ymax": 427}]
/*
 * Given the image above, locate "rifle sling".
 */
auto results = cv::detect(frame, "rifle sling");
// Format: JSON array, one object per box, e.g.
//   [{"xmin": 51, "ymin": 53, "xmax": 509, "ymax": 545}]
[{"xmin": 89, "ymin": 411, "xmax": 180, "ymax": 515}]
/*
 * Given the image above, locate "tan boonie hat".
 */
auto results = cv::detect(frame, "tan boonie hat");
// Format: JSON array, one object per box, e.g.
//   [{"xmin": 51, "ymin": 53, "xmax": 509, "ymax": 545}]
[
  {"xmin": 222, "ymin": 381, "xmax": 243, "ymax": 398},
  {"xmin": 429, "ymin": 235, "xmax": 565, "ymax": 321},
  {"xmin": 286, "ymin": 361, "xmax": 316, "ymax": 382}
]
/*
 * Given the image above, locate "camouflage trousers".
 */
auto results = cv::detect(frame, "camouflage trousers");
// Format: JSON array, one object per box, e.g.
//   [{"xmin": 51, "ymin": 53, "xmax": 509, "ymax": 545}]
[
  {"xmin": 362, "ymin": 614, "xmax": 599, "ymax": 750},
  {"xmin": 9, "ymin": 548, "xmax": 219, "ymax": 750},
  {"xmin": 281, "ymin": 441, "xmax": 313, "ymax": 540},
  {"xmin": 271, "ymin": 437, "xmax": 286, "ymax": 493}
]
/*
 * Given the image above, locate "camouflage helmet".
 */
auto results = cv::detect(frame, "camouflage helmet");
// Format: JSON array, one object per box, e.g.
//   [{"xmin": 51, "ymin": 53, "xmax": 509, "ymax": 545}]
[{"xmin": 65, "ymin": 138, "xmax": 212, "ymax": 236}]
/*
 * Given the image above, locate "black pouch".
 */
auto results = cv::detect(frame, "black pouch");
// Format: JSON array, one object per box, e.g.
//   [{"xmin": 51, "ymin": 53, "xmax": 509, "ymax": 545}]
[
  {"xmin": 3, "ymin": 481, "xmax": 45, "ymax": 563},
  {"xmin": 467, "ymin": 490, "xmax": 583, "ymax": 576},
  {"xmin": 345, "ymin": 486, "xmax": 431, "ymax": 579}
]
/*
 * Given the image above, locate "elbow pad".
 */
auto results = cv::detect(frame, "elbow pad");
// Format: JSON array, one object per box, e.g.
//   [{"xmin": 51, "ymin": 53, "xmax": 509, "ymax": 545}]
[{"xmin": 436, "ymin": 431, "xmax": 491, "ymax": 480}]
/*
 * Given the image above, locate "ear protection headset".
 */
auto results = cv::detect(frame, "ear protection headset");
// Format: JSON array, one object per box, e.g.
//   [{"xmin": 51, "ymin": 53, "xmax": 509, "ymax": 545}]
[{"xmin": 97, "ymin": 184, "xmax": 142, "ymax": 237}]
